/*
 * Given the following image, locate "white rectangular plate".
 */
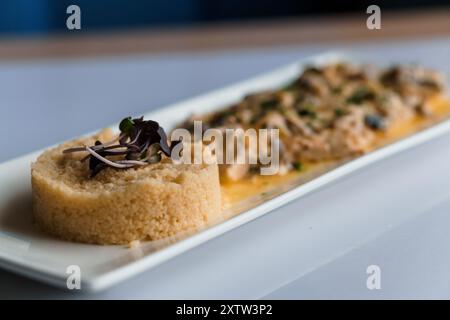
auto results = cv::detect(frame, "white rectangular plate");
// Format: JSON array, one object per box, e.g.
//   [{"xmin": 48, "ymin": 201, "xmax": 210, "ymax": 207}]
[{"xmin": 1, "ymin": 52, "xmax": 450, "ymax": 292}]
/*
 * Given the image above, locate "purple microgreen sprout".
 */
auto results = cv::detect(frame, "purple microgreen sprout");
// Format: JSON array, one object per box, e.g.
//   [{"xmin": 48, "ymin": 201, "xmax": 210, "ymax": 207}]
[{"xmin": 63, "ymin": 116, "xmax": 182, "ymax": 177}]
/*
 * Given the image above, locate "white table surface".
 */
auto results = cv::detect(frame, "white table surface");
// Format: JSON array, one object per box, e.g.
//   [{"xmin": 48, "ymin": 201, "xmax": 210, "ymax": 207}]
[{"xmin": 1, "ymin": 37, "xmax": 450, "ymax": 299}]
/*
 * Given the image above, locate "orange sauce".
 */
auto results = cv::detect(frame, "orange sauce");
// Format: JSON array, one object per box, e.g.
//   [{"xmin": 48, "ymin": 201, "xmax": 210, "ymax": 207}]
[{"xmin": 221, "ymin": 96, "xmax": 450, "ymax": 205}]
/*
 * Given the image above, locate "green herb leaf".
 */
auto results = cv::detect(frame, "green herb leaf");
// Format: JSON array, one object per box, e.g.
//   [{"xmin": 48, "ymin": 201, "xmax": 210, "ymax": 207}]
[
  {"xmin": 119, "ymin": 117, "xmax": 134, "ymax": 133},
  {"xmin": 293, "ymin": 161, "xmax": 303, "ymax": 171},
  {"xmin": 332, "ymin": 86, "xmax": 342, "ymax": 95},
  {"xmin": 260, "ymin": 98, "xmax": 279, "ymax": 110},
  {"xmin": 334, "ymin": 108, "xmax": 346, "ymax": 117},
  {"xmin": 298, "ymin": 108, "xmax": 316, "ymax": 118},
  {"xmin": 346, "ymin": 87, "xmax": 375, "ymax": 105}
]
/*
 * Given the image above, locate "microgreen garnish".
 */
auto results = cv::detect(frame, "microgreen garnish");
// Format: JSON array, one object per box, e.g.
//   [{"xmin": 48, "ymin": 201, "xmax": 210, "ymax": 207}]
[
  {"xmin": 119, "ymin": 116, "xmax": 134, "ymax": 133},
  {"xmin": 63, "ymin": 116, "xmax": 182, "ymax": 177}
]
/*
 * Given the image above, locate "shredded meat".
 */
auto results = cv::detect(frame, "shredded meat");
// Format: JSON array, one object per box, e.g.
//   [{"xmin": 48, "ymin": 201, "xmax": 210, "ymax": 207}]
[{"xmin": 179, "ymin": 63, "xmax": 446, "ymax": 181}]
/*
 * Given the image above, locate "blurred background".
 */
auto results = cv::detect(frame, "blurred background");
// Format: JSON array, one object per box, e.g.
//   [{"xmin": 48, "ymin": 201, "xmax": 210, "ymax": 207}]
[
  {"xmin": 0, "ymin": 0, "xmax": 449, "ymax": 35},
  {"xmin": 0, "ymin": 0, "xmax": 448, "ymax": 60}
]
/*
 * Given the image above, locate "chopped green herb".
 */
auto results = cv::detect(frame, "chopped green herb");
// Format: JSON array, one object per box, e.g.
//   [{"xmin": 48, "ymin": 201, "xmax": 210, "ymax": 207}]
[
  {"xmin": 334, "ymin": 108, "xmax": 346, "ymax": 117},
  {"xmin": 346, "ymin": 87, "xmax": 375, "ymax": 105},
  {"xmin": 298, "ymin": 102, "xmax": 317, "ymax": 118},
  {"xmin": 293, "ymin": 161, "xmax": 303, "ymax": 171},
  {"xmin": 332, "ymin": 86, "xmax": 342, "ymax": 95},
  {"xmin": 261, "ymin": 98, "xmax": 279, "ymax": 110},
  {"xmin": 298, "ymin": 109, "xmax": 317, "ymax": 118}
]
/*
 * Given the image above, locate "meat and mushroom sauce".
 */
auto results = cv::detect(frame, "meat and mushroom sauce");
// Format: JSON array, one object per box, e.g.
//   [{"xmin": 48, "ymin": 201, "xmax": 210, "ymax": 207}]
[{"xmin": 179, "ymin": 63, "xmax": 445, "ymax": 181}]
